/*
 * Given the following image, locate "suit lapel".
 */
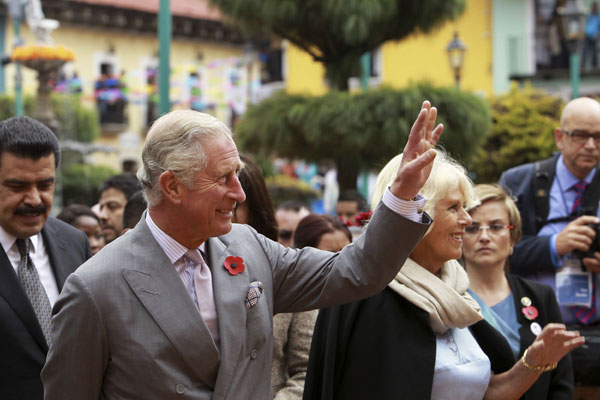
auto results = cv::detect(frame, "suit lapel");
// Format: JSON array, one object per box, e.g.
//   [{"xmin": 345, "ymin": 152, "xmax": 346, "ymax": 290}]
[
  {"xmin": 42, "ymin": 220, "xmax": 71, "ymax": 290},
  {"xmin": 208, "ymin": 237, "xmax": 249, "ymax": 395},
  {"xmin": 121, "ymin": 221, "xmax": 220, "ymax": 388},
  {"xmin": 0, "ymin": 246, "xmax": 48, "ymax": 352}
]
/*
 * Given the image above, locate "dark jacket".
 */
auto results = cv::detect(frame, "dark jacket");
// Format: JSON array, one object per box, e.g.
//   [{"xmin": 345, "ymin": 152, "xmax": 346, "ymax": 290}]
[
  {"xmin": 499, "ymin": 155, "xmax": 558, "ymax": 277},
  {"xmin": 0, "ymin": 218, "xmax": 91, "ymax": 400},
  {"xmin": 303, "ymin": 287, "xmax": 515, "ymax": 400},
  {"xmin": 506, "ymin": 273, "xmax": 574, "ymax": 400}
]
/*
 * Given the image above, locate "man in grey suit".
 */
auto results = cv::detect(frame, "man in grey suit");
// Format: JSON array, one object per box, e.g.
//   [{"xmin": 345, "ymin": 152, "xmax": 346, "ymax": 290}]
[
  {"xmin": 0, "ymin": 116, "xmax": 91, "ymax": 399},
  {"xmin": 43, "ymin": 102, "xmax": 442, "ymax": 399}
]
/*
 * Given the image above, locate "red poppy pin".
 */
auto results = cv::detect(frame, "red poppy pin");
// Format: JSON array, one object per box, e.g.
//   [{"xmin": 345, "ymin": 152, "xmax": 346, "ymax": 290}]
[
  {"xmin": 224, "ymin": 256, "xmax": 245, "ymax": 276},
  {"xmin": 522, "ymin": 306, "xmax": 539, "ymax": 320}
]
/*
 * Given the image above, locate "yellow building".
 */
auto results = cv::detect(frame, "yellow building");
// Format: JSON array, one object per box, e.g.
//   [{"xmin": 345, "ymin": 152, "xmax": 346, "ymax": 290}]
[
  {"xmin": 1, "ymin": 0, "xmax": 261, "ymax": 171},
  {"xmin": 285, "ymin": 0, "xmax": 493, "ymax": 96}
]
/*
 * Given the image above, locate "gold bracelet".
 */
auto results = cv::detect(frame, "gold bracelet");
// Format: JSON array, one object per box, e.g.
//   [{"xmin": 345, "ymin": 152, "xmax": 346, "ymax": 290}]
[{"xmin": 521, "ymin": 348, "xmax": 558, "ymax": 373}]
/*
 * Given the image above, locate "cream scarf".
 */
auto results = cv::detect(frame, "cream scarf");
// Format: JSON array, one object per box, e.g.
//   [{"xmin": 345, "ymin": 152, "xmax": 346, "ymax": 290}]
[{"xmin": 388, "ymin": 258, "xmax": 483, "ymax": 334}]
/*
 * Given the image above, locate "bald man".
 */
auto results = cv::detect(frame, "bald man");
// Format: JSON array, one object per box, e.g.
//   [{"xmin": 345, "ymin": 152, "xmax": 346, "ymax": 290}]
[{"xmin": 500, "ymin": 97, "xmax": 600, "ymax": 396}]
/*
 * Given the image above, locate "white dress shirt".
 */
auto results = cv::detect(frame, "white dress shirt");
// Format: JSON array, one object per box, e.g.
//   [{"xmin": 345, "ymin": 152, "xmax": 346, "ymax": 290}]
[{"xmin": 0, "ymin": 226, "xmax": 60, "ymax": 306}]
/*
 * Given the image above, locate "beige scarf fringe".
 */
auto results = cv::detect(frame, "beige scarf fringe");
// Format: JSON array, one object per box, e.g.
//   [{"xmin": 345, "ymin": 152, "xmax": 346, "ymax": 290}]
[{"xmin": 388, "ymin": 258, "xmax": 483, "ymax": 334}]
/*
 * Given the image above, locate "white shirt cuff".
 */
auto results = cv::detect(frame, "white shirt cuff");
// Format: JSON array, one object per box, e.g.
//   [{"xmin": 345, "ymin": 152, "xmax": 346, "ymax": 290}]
[{"xmin": 382, "ymin": 187, "xmax": 427, "ymax": 223}]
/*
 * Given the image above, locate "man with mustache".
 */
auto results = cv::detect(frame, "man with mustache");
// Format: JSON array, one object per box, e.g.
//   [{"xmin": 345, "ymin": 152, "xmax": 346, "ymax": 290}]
[{"xmin": 0, "ymin": 116, "xmax": 91, "ymax": 399}]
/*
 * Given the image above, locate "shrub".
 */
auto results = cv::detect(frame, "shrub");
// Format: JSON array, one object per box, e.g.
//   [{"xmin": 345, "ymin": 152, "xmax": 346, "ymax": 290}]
[
  {"xmin": 468, "ymin": 84, "xmax": 563, "ymax": 183},
  {"xmin": 236, "ymin": 83, "xmax": 491, "ymax": 190}
]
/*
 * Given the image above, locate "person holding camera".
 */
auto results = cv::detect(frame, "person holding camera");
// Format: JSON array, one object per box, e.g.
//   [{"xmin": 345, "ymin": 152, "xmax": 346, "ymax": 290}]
[{"xmin": 499, "ymin": 97, "xmax": 600, "ymax": 399}]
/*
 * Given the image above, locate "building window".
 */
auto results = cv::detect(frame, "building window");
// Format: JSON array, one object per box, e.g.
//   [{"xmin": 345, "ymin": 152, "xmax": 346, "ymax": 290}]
[{"xmin": 95, "ymin": 62, "xmax": 128, "ymax": 125}]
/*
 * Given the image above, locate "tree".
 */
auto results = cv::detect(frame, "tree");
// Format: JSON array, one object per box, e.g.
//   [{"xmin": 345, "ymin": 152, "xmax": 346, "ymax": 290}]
[
  {"xmin": 467, "ymin": 84, "xmax": 562, "ymax": 183},
  {"xmin": 210, "ymin": 0, "xmax": 466, "ymax": 90},
  {"xmin": 236, "ymin": 84, "xmax": 491, "ymax": 190}
]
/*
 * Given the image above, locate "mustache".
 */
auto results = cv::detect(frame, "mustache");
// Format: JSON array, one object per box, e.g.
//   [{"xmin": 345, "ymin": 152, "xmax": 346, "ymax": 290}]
[{"xmin": 15, "ymin": 205, "xmax": 47, "ymax": 215}]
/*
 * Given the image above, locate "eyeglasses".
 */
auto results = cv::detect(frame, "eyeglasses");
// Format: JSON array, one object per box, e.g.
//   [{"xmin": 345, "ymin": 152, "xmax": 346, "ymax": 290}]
[
  {"xmin": 464, "ymin": 224, "xmax": 514, "ymax": 236},
  {"xmin": 562, "ymin": 129, "xmax": 600, "ymax": 145}
]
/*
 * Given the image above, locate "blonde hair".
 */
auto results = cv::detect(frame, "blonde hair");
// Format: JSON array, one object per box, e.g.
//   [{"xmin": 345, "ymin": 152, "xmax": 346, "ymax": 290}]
[
  {"xmin": 137, "ymin": 110, "xmax": 233, "ymax": 206},
  {"xmin": 370, "ymin": 150, "xmax": 475, "ymax": 218},
  {"xmin": 470, "ymin": 183, "xmax": 522, "ymax": 244}
]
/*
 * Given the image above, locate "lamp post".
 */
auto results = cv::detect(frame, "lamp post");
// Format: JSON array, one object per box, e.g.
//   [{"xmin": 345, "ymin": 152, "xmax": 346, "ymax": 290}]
[
  {"xmin": 446, "ymin": 32, "xmax": 466, "ymax": 90},
  {"xmin": 4, "ymin": 0, "xmax": 24, "ymax": 116},
  {"xmin": 158, "ymin": 0, "xmax": 171, "ymax": 116},
  {"xmin": 558, "ymin": 0, "xmax": 587, "ymax": 99}
]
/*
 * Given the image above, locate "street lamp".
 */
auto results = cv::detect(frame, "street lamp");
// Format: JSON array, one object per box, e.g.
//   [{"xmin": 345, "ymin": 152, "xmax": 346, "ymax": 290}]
[
  {"xmin": 446, "ymin": 31, "xmax": 466, "ymax": 90},
  {"xmin": 558, "ymin": 0, "xmax": 587, "ymax": 98}
]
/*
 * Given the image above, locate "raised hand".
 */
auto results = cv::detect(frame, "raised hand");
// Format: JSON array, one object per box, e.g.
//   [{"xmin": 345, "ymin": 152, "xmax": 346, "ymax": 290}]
[
  {"xmin": 390, "ymin": 101, "xmax": 444, "ymax": 201},
  {"xmin": 524, "ymin": 323, "xmax": 584, "ymax": 369}
]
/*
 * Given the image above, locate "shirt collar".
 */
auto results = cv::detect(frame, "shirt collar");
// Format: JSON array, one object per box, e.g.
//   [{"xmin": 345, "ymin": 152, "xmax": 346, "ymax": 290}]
[
  {"xmin": 145, "ymin": 212, "xmax": 206, "ymax": 265},
  {"xmin": 0, "ymin": 225, "xmax": 41, "ymax": 255},
  {"xmin": 556, "ymin": 154, "xmax": 596, "ymax": 191}
]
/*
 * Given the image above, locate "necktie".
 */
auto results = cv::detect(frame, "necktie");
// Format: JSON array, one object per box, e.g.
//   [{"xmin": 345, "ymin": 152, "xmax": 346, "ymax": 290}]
[
  {"xmin": 16, "ymin": 238, "xmax": 52, "ymax": 345},
  {"xmin": 180, "ymin": 249, "xmax": 219, "ymax": 346},
  {"xmin": 570, "ymin": 181, "xmax": 597, "ymax": 324},
  {"xmin": 571, "ymin": 180, "xmax": 589, "ymax": 214}
]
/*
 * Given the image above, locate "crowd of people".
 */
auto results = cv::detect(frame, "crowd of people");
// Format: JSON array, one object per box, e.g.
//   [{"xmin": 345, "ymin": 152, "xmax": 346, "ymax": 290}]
[{"xmin": 0, "ymin": 96, "xmax": 598, "ymax": 400}]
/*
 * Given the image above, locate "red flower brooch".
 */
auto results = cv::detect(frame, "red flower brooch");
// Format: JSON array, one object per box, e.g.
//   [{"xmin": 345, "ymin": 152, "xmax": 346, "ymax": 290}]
[
  {"xmin": 522, "ymin": 306, "xmax": 539, "ymax": 320},
  {"xmin": 341, "ymin": 211, "xmax": 373, "ymax": 227},
  {"xmin": 224, "ymin": 256, "xmax": 245, "ymax": 276}
]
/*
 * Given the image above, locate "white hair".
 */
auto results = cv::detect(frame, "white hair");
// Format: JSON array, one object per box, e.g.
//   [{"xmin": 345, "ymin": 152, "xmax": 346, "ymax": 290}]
[{"xmin": 137, "ymin": 110, "xmax": 233, "ymax": 206}]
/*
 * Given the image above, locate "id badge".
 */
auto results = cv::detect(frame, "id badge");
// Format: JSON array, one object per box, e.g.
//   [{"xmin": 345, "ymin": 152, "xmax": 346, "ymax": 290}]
[{"xmin": 556, "ymin": 258, "xmax": 593, "ymax": 307}]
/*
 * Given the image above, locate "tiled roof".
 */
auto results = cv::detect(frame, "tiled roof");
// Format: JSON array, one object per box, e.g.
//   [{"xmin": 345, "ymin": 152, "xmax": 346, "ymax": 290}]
[{"xmin": 67, "ymin": 0, "xmax": 224, "ymax": 21}]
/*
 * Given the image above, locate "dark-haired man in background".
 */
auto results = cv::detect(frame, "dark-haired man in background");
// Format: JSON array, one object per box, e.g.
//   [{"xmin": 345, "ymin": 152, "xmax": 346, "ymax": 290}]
[
  {"xmin": 0, "ymin": 116, "xmax": 90, "ymax": 399},
  {"xmin": 335, "ymin": 189, "xmax": 367, "ymax": 226},
  {"xmin": 98, "ymin": 173, "xmax": 141, "ymax": 242}
]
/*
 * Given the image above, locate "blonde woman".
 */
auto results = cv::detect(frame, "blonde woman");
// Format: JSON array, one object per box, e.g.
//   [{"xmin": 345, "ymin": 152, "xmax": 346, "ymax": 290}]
[{"xmin": 304, "ymin": 151, "xmax": 584, "ymax": 400}]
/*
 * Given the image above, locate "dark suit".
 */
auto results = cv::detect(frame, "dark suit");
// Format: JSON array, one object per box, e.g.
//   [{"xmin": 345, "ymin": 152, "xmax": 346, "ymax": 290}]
[
  {"xmin": 0, "ymin": 217, "xmax": 91, "ymax": 400},
  {"xmin": 506, "ymin": 274, "xmax": 573, "ymax": 400},
  {"xmin": 499, "ymin": 157, "xmax": 557, "ymax": 277}
]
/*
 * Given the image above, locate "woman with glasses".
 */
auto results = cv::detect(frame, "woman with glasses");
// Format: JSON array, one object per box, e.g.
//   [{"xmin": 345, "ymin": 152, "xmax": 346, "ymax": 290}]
[
  {"xmin": 304, "ymin": 152, "xmax": 584, "ymax": 400},
  {"xmin": 463, "ymin": 184, "xmax": 575, "ymax": 400}
]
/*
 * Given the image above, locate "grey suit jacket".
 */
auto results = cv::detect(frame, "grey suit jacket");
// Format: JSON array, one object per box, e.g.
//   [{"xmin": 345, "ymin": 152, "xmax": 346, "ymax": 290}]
[
  {"xmin": 0, "ymin": 218, "xmax": 91, "ymax": 400},
  {"xmin": 42, "ymin": 203, "xmax": 429, "ymax": 400}
]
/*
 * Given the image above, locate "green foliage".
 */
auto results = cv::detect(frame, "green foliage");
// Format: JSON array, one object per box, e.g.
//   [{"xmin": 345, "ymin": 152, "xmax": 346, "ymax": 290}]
[
  {"xmin": 236, "ymin": 83, "xmax": 491, "ymax": 189},
  {"xmin": 0, "ymin": 94, "xmax": 99, "ymax": 142},
  {"xmin": 211, "ymin": 0, "xmax": 465, "ymax": 90},
  {"xmin": 50, "ymin": 94, "xmax": 100, "ymax": 142},
  {"xmin": 467, "ymin": 84, "xmax": 563, "ymax": 183},
  {"xmin": 61, "ymin": 163, "xmax": 118, "ymax": 206}
]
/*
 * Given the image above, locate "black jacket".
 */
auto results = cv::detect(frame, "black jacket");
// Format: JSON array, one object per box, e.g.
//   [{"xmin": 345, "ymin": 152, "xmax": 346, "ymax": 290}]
[
  {"xmin": 304, "ymin": 287, "xmax": 515, "ymax": 400},
  {"xmin": 506, "ymin": 273, "xmax": 574, "ymax": 400},
  {"xmin": 499, "ymin": 156, "xmax": 558, "ymax": 277},
  {"xmin": 0, "ymin": 218, "xmax": 91, "ymax": 400}
]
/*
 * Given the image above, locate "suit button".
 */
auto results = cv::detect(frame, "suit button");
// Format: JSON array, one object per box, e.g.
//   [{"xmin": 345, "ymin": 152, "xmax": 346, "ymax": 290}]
[
  {"xmin": 250, "ymin": 349, "xmax": 258, "ymax": 359},
  {"xmin": 176, "ymin": 384, "xmax": 185, "ymax": 394}
]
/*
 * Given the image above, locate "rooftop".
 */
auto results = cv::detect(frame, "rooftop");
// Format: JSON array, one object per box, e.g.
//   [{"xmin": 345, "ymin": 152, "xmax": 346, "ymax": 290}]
[{"xmin": 67, "ymin": 0, "xmax": 223, "ymax": 21}]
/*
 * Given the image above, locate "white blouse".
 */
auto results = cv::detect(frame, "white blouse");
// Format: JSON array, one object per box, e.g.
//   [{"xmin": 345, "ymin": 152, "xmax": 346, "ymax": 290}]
[{"xmin": 430, "ymin": 327, "xmax": 491, "ymax": 400}]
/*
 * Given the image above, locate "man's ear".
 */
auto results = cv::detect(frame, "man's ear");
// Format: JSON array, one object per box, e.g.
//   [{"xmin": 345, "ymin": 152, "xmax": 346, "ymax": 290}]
[
  {"xmin": 555, "ymin": 127, "xmax": 565, "ymax": 151},
  {"xmin": 159, "ymin": 170, "xmax": 183, "ymax": 204}
]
